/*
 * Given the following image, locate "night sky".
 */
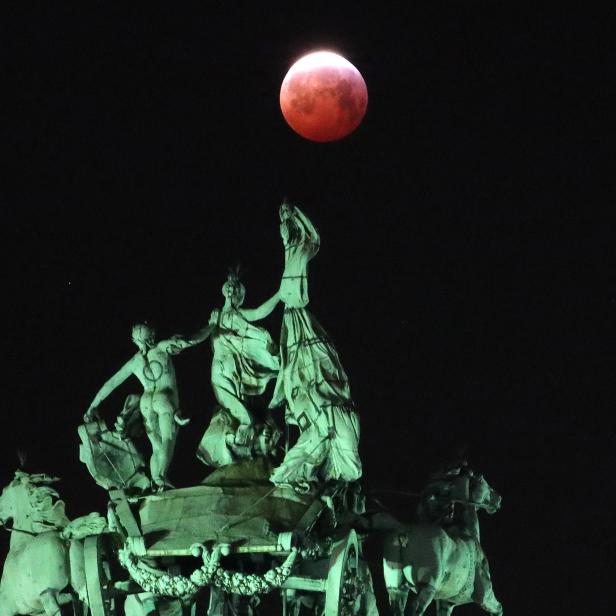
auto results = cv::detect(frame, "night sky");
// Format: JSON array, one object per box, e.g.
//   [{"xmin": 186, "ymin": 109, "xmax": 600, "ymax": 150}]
[{"xmin": 1, "ymin": 5, "xmax": 612, "ymax": 614}]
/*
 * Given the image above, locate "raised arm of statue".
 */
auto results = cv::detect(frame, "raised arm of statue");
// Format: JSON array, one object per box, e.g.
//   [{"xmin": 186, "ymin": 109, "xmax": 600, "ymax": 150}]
[
  {"xmin": 84, "ymin": 356, "xmax": 136, "ymax": 421},
  {"xmin": 240, "ymin": 291, "xmax": 280, "ymax": 322}
]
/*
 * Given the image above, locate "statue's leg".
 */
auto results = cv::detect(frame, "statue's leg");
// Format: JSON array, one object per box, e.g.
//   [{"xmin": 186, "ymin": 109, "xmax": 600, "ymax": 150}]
[
  {"xmin": 69, "ymin": 539, "xmax": 87, "ymax": 605},
  {"xmin": 383, "ymin": 537, "xmax": 407, "ymax": 615},
  {"xmin": 435, "ymin": 600, "xmax": 455, "ymax": 616},
  {"xmin": 156, "ymin": 400, "xmax": 177, "ymax": 486},
  {"xmin": 473, "ymin": 552, "xmax": 503, "ymax": 615},
  {"xmin": 141, "ymin": 399, "xmax": 162, "ymax": 484},
  {"xmin": 211, "ymin": 358, "xmax": 253, "ymax": 426},
  {"xmin": 387, "ymin": 587, "xmax": 409, "ymax": 616},
  {"xmin": 409, "ymin": 584, "xmax": 436, "ymax": 616},
  {"xmin": 477, "ymin": 585, "xmax": 503, "ymax": 616},
  {"xmin": 40, "ymin": 588, "xmax": 63, "ymax": 616}
]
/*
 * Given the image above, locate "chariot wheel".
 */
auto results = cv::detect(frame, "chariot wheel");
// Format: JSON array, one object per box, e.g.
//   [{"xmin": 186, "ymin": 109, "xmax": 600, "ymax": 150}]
[
  {"xmin": 324, "ymin": 529, "xmax": 359, "ymax": 616},
  {"xmin": 84, "ymin": 534, "xmax": 119, "ymax": 616}
]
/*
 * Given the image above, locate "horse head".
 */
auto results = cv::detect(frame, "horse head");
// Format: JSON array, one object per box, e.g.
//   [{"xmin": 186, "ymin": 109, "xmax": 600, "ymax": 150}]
[
  {"xmin": 0, "ymin": 471, "xmax": 29, "ymax": 525},
  {"xmin": 0, "ymin": 470, "xmax": 68, "ymax": 533},
  {"xmin": 469, "ymin": 473, "xmax": 501, "ymax": 514}
]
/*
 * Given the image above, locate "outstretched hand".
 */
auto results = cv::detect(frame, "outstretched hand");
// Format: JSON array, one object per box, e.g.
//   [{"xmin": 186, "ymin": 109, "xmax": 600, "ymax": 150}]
[
  {"xmin": 208, "ymin": 309, "xmax": 220, "ymax": 326},
  {"xmin": 166, "ymin": 335, "xmax": 191, "ymax": 355},
  {"xmin": 114, "ymin": 415, "xmax": 126, "ymax": 435},
  {"xmin": 83, "ymin": 406, "xmax": 99, "ymax": 423}
]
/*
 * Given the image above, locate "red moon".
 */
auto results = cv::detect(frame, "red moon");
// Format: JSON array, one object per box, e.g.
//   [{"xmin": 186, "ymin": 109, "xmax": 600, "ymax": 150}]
[{"xmin": 280, "ymin": 51, "xmax": 368, "ymax": 143}]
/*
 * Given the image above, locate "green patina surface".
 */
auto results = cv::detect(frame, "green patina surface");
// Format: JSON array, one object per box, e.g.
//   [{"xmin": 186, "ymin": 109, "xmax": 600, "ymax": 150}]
[{"xmin": 0, "ymin": 204, "xmax": 501, "ymax": 616}]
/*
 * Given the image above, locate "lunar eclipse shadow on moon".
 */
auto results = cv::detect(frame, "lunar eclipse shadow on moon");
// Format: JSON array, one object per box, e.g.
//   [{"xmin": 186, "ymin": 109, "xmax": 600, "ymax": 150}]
[{"xmin": 280, "ymin": 51, "xmax": 368, "ymax": 143}]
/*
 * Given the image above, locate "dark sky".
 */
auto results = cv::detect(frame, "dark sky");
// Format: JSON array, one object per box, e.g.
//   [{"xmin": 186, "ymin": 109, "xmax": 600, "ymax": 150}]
[{"xmin": 1, "ymin": 4, "xmax": 613, "ymax": 614}]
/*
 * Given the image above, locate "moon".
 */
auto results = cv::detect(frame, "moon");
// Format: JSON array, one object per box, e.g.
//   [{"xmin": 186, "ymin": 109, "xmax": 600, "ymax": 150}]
[{"xmin": 280, "ymin": 51, "xmax": 368, "ymax": 143}]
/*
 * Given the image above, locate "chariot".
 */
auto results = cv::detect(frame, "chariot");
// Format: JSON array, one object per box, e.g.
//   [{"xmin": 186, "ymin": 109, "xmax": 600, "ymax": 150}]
[{"xmin": 84, "ymin": 461, "xmax": 366, "ymax": 616}]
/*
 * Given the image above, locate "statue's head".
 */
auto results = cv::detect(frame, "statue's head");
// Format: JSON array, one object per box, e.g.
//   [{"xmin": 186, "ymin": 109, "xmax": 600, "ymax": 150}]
[
  {"xmin": 132, "ymin": 323, "xmax": 155, "ymax": 351},
  {"xmin": 0, "ymin": 472, "xmax": 32, "ymax": 522},
  {"xmin": 0, "ymin": 471, "xmax": 66, "ymax": 530},
  {"xmin": 469, "ymin": 473, "xmax": 502, "ymax": 514},
  {"xmin": 279, "ymin": 202, "xmax": 293, "ymax": 221},
  {"xmin": 222, "ymin": 271, "xmax": 246, "ymax": 307}
]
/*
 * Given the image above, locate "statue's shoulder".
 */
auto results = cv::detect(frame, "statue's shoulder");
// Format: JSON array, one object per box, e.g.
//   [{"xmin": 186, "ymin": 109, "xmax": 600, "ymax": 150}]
[{"xmin": 128, "ymin": 351, "xmax": 146, "ymax": 370}]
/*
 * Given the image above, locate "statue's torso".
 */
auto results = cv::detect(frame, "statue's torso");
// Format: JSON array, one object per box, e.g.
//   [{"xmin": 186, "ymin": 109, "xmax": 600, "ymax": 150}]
[
  {"xmin": 133, "ymin": 347, "xmax": 177, "ymax": 394},
  {"xmin": 214, "ymin": 309, "xmax": 249, "ymax": 341}
]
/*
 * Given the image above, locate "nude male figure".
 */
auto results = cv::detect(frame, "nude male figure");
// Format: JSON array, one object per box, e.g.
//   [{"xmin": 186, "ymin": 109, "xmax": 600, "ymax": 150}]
[{"xmin": 84, "ymin": 323, "xmax": 191, "ymax": 490}]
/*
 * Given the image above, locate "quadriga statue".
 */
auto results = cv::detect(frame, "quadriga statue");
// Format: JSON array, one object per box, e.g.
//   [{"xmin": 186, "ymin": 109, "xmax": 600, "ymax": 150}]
[{"xmin": 0, "ymin": 470, "xmax": 106, "ymax": 616}]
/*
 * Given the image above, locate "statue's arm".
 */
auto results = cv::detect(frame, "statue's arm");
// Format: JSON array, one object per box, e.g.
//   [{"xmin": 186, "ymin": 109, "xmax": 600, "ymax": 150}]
[
  {"xmin": 84, "ymin": 357, "xmax": 136, "ymax": 421},
  {"xmin": 175, "ymin": 309, "xmax": 219, "ymax": 347},
  {"xmin": 158, "ymin": 335, "xmax": 191, "ymax": 356},
  {"xmin": 240, "ymin": 291, "xmax": 280, "ymax": 322},
  {"xmin": 159, "ymin": 319, "xmax": 216, "ymax": 355},
  {"xmin": 187, "ymin": 321, "xmax": 216, "ymax": 345}
]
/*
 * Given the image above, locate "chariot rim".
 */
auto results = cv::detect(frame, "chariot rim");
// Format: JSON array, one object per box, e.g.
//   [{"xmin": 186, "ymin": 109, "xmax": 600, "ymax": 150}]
[
  {"xmin": 324, "ymin": 529, "xmax": 359, "ymax": 616},
  {"xmin": 84, "ymin": 534, "xmax": 119, "ymax": 616}
]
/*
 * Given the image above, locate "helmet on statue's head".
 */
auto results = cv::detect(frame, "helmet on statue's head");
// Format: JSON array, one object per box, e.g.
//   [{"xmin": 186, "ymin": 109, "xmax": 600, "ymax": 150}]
[{"xmin": 222, "ymin": 269, "xmax": 245, "ymax": 307}]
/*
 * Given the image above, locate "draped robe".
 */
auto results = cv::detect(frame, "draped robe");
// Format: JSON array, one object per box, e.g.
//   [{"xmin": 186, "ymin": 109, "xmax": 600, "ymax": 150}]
[{"xmin": 270, "ymin": 206, "xmax": 362, "ymax": 484}]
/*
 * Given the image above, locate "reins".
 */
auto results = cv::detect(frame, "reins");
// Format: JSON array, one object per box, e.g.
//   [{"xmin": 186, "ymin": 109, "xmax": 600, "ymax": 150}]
[
  {"xmin": 370, "ymin": 488, "xmax": 489, "ymax": 509},
  {"xmin": 0, "ymin": 521, "xmax": 37, "ymax": 536}
]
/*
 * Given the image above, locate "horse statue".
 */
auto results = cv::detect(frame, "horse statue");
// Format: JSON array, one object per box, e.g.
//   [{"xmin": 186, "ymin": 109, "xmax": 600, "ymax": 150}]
[
  {"xmin": 0, "ymin": 470, "xmax": 106, "ymax": 616},
  {"xmin": 383, "ymin": 469, "xmax": 503, "ymax": 616}
]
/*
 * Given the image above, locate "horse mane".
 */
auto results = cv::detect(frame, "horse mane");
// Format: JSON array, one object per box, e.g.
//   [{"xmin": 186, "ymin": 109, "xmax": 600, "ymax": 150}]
[
  {"xmin": 14, "ymin": 471, "xmax": 70, "ymax": 532},
  {"xmin": 11, "ymin": 471, "xmax": 107, "ymax": 538}
]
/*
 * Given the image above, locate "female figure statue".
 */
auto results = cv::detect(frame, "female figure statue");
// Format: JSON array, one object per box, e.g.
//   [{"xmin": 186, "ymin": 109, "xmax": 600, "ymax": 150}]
[
  {"xmin": 192, "ymin": 272, "xmax": 280, "ymax": 464},
  {"xmin": 269, "ymin": 203, "xmax": 362, "ymax": 485}
]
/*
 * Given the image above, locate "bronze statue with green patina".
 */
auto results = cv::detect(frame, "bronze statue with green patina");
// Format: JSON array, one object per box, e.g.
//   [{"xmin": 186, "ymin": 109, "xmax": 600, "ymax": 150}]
[
  {"xmin": 0, "ymin": 471, "xmax": 106, "ymax": 616},
  {"xmin": 383, "ymin": 466, "xmax": 503, "ymax": 616},
  {"xmin": 269, "ymin": 203, "xmax": 362, "ymax": 486},
  {"xmin": 83, "ymin": 323, "xmax": 192, "ymax": 490},
  {"xmin": 190, "ymin": 271, "xmax": 280, "ymax": 466}
]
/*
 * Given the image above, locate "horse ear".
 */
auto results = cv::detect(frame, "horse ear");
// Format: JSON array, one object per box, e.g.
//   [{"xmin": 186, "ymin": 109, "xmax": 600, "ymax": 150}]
[{"xmin": 29, "ymin": 473, "xmax": 60, "ymax": 485}]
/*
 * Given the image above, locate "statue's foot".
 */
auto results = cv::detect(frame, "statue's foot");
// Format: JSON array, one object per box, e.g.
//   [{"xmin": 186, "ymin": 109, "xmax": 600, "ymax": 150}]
[
  {"xmin": 152, "ymin": 477, "xmax": 175, "ymax": 493},
  {"xmin": 273, "ymin": 479, "xmax": 313, "ymax": 494}
]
